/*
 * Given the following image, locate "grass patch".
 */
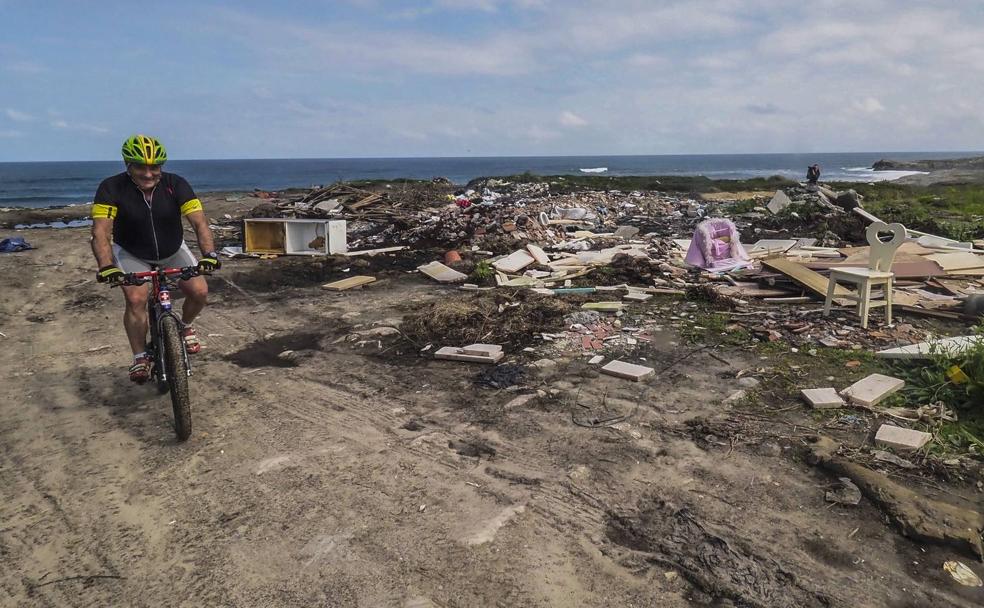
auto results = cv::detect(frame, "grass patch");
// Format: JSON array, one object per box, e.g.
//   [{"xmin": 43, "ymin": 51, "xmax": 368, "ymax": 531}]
[{"xmin": 831, "ymin": 181, "xmax": 984, "ymax": 241}]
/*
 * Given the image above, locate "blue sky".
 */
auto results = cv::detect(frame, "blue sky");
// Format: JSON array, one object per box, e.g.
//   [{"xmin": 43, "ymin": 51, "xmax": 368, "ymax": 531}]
[{"xmin": 2, "ymin": 0, "xmax": 983, "ymax": 161}]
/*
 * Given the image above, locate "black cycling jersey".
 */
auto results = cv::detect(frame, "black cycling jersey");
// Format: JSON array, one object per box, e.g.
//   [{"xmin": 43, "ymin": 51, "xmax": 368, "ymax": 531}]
[{"xmin": 92, "ymin": 172, "xmax": 203, "ymax": 260}]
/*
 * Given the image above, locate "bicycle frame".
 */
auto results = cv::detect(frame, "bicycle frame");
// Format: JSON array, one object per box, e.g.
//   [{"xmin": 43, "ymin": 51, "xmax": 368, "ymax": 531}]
[{"xmin": 123, "ymin": 266, "xmax": 199, "ymax": 384}]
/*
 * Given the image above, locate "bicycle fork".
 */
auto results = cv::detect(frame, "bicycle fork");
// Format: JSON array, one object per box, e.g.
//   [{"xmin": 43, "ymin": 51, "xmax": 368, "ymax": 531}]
[{"xmin": 153, "ymin": 283, "xmax": 193, "ymax": 381}]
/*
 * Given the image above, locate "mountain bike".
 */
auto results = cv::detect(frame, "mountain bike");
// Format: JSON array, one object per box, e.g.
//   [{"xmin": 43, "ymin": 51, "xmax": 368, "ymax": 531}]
[{"xmin": 116, "ymin": 266, "xmax": 203, "ymax": 441}]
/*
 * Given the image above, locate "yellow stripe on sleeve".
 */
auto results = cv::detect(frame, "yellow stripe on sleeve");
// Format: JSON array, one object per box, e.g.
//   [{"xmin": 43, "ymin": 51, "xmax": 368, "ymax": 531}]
[
  {"xmin": 91, "ymin": 203, "xmax": 117, "ymax": 219},
  {"xmin": 180, "ymin": 198, "xmax": 203, "ymax": 216}
]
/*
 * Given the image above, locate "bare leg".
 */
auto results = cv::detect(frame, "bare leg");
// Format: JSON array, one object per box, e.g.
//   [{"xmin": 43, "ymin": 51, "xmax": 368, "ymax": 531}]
[
  {"xmin": 178, "ymin": 276, "xmax": 209, "ymax": 325},
  {"xmin": 122, "ymin": 284, "xmax": 151, "ymax": 355}
]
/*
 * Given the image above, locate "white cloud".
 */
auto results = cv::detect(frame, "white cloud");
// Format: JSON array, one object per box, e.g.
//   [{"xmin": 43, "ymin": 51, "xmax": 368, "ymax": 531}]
[
  {"xmin": 4, "ymin": 108, "xmax": 33, "ymax": 122},
  {"xmin": 559, "ymin": 111, "xmax": 588, "ymax": 127},
  {"xmin": 853, "ymin": 97, "xmax": 885, "ymax": 114},
  {"xmin": 50, "ymin": 119, "xmax": 109, "ymax": 134}
]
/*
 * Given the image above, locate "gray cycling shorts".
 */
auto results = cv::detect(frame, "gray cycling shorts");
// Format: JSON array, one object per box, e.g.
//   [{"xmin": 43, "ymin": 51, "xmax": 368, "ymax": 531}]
[{"xmin": 113, "ymin": 242, "xmax": 198, "ymax": 274}]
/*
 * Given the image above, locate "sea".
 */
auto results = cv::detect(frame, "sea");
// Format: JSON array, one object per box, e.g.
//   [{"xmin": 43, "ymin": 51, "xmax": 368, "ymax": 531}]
[{"xmin": 0, "ymin": 152, "xmax": 978, "ymax": 209}]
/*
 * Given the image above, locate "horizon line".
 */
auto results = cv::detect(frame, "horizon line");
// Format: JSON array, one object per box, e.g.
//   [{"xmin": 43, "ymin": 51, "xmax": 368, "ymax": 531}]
[{"xmin": 2, "ymin": 150, "xmax": 983, "ymax": 164}]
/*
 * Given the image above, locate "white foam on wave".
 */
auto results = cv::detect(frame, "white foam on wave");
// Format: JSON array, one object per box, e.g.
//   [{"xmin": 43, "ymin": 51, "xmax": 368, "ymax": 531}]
[
  {"xmin": 579, "ymin": 167, "xmax": 608, "ymax": 173},
  {"xmin": 839, "ymin": 167, "xmax": 929, "ymax": 182}
]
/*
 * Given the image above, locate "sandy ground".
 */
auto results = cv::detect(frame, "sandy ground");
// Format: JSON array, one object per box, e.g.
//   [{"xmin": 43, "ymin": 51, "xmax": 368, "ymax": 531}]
[{"xmin": 1, "ymin": 195, "xmax": 982, "ymax": 607}]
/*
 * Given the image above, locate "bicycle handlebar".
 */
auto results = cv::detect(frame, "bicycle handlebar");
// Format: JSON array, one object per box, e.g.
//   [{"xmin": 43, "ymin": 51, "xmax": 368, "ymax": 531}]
[{"xmin": 115, "ymin": 266, "xmax": 207, "ymax": 287}]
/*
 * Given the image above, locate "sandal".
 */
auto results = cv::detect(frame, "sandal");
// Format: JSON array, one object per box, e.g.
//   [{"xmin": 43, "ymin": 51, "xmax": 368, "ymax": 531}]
[
  {"xmin": 182, "ymin": 326, "xmax": 201, "ymax": 354},
  {"xmin": 129, "ymin": 355, "xmax": 152, "ymax": 384}
]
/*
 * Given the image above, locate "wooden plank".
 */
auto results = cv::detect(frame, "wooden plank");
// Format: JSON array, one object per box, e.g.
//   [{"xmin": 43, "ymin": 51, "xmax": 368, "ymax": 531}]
[
  {"xmin": 716, "ymin": 282, "xmax": 798, "ymax": 298},
  {"xmin": 341, "ymin": 246, "xmax": 407, "ymax": 256},
  {"xmin": 322, "ymin": 275, "xmax": 376, "ymax": 291},
  {"xmin": 805, "ymin": 258, "xmax": 945, "ymax": 279},
  {"xmin": 761, "ymin": 258, "xmax": 853, "ymax": 300},
  {"xmin": 894, "ymin": 305, "xmax": 968, "ymax": 320},
  {"xmin": 925, "ymin": 252, "xmax": 984, "ymax": 272}
]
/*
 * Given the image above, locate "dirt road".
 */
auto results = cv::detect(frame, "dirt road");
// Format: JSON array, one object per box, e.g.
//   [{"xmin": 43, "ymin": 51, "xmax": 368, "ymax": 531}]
[{"xmin": 2, "ymin": 202, "xmax": 981, "ymax": 607}]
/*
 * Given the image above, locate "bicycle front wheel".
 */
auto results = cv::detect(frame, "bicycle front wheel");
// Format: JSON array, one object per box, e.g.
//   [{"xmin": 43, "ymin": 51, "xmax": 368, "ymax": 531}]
[{"xmin": 160, "ymin": 315, "xmax": 192, "ymax": 441}]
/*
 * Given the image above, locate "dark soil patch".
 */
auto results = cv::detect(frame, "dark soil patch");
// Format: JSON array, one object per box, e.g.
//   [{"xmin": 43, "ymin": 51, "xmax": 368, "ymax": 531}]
[
  {"xmin": 400, "ymin": 290, "xmax": 574, "ymax": 349},
  {"xmin": 474, "ymin": 363, "xmax": 527, "ymax": 389},
  {"xmin": 226, "ymin": 332, "xmax": 321, "ymax": 368},
  {"xmin": 607, "ymin": 496, "xmax": 831, "ymax": 608}
]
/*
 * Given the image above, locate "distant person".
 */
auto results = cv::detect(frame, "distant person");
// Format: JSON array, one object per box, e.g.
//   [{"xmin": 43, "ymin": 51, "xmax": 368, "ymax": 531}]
[
  {"xmin": 90, "ymin": 135, "xmax": 220, "ymax": 383},
  {"xmin": 806, "ymin": 164, "xmax": 821, "ymax": 185}
]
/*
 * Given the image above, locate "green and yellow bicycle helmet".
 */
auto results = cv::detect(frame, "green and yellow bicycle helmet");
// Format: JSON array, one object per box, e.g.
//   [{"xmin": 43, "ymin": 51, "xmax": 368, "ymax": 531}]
[{"xmin": 121, "ymin": 134, "xmax": 167, "ymax": 165}]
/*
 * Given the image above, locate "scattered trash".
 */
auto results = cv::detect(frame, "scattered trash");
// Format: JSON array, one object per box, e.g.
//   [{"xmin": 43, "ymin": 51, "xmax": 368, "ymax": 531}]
[
  {"xmin": 825, "ymin": 477, "xmax": 862, "ymax": 506},
  {"xmin": 0, "ymin": 237, "xmax": 32, "ymax": 252},
  {"xmin": 874, "ymin": 424, "xmax": 932, "ymax": 451},
  {"xmin": 943, "ymin": 560, "xmax": 983, "ymax": 587}
]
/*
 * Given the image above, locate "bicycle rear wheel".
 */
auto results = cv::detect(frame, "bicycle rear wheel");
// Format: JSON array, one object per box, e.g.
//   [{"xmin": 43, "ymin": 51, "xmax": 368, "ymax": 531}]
[{"xmin": 160, "ymin": 315, "xmax": 192, "ymax": 441}]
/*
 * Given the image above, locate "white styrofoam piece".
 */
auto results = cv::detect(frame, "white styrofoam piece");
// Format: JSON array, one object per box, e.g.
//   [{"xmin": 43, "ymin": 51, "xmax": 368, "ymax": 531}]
[{"xmin": 875, "ymin": 336, "xmax": 981, "ymax": 360}]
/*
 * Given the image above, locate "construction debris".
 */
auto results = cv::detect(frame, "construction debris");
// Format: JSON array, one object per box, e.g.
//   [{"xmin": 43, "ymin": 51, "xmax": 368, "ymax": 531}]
[
  {"xmin": 322, "ymin": 275, "xmax": 376, "ymax": 291},
  {"xmin": 874, "ymin": 424, "xmax": 932, "ymax": 451},
  {"xmin": 418, "ymin": 261, "xmax": 468, "ymax": 283},
  {"xmin": 840, "ymin": 373, "xmax": 905, "ymax": 407},
  {"xmin": 435, "ymin": 345, "xmax": 505, "ymax": 364},
  {"xmin": 601, "ymin": 360, "xmax": 655, "ymax": 382},
  {"xmin": 875, "ymin": 335, "xmax": 982, "ymax": 359},
  {"xmin": 800, "ymin": 388, "xmax": 845, "ymax": 409}
]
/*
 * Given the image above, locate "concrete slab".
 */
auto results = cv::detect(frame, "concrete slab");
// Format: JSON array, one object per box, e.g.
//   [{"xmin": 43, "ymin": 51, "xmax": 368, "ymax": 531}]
[
  {"xmin": 874, "ymin": 424, "xmax": 932, "ymax": 451},
  {"xmin": 875, "ymin": 336, "xmax": 981, "ymax": 360},
  {"xmin": 493, "ymin": 250, "xmax": 536, "ymax": 273},
  {"xmin": 461, "ymin": 344, "xmax": 503, "ymax": 357},
  {"xmin": 526, "ymin": 244, "xmax": 551, "ymax": 265},
  {"xmin": 767, "ymin": 190, "xmax": 793, "ymax": 214},
  {"xmin": 800, "ymin": 387, "xmax": 845, "ymax": 409},
  {"xmin": 418, "ymin": 261, "xmax": 468, "ymax": 283},
  {"xmin": 601, "ymin": 360, "xmax": 655, "ymax": 382},
  {"xmin": 614, "ymin": 226, "xmax": 640, "ymax": 239},
  {"xmin": 434, "ymin": 346, "xmax": 503, "ymax": 364},
  {"xmin": 840, "ymin": 373, "xmax": 905, "ymax": 407}
]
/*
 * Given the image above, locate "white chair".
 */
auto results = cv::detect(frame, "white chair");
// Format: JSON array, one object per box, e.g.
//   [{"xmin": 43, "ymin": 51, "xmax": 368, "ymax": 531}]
[{"xmin": 823, "ymin": 222, "xmax": 906, "ymax": 329}]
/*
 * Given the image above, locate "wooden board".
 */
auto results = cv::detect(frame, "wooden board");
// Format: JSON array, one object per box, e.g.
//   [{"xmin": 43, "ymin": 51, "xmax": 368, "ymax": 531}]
[
  {"xmin": 342, "ymin": 246, "xmax": 408, "ymax": 256},
  {"xmin": 805, "ymin": 258, "xmax": 945, "ymax": 279},
  {"xmin": 925, "ymin": 252, "xmax": 984, "ymax": 272},
  {"xmin": 761, "ymin": 258, "xmax": 853, "ymax": 300},
  {"xmin": 322, "ymin": 275, "xmax": 376, "ymax": 291},
  {"xmin": 716, "ymin": 283, "xmax": 798, "ymax": 298}
]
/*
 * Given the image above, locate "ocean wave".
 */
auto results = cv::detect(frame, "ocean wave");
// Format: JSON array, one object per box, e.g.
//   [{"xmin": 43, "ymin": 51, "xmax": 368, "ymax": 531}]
[
  {"xmin": 579, "ymin": 167, "xmax": 607, "ymax": 173},
  {"xmin": 839, "ymin": 167, "xmax": 929, "ymax": 182}
]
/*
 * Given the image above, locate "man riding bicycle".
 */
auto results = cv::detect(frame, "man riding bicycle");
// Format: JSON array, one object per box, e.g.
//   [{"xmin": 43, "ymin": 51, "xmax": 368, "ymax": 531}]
[{"xmin": 90, "ymin": 135, "xmax": 220, "ymax": 383}]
